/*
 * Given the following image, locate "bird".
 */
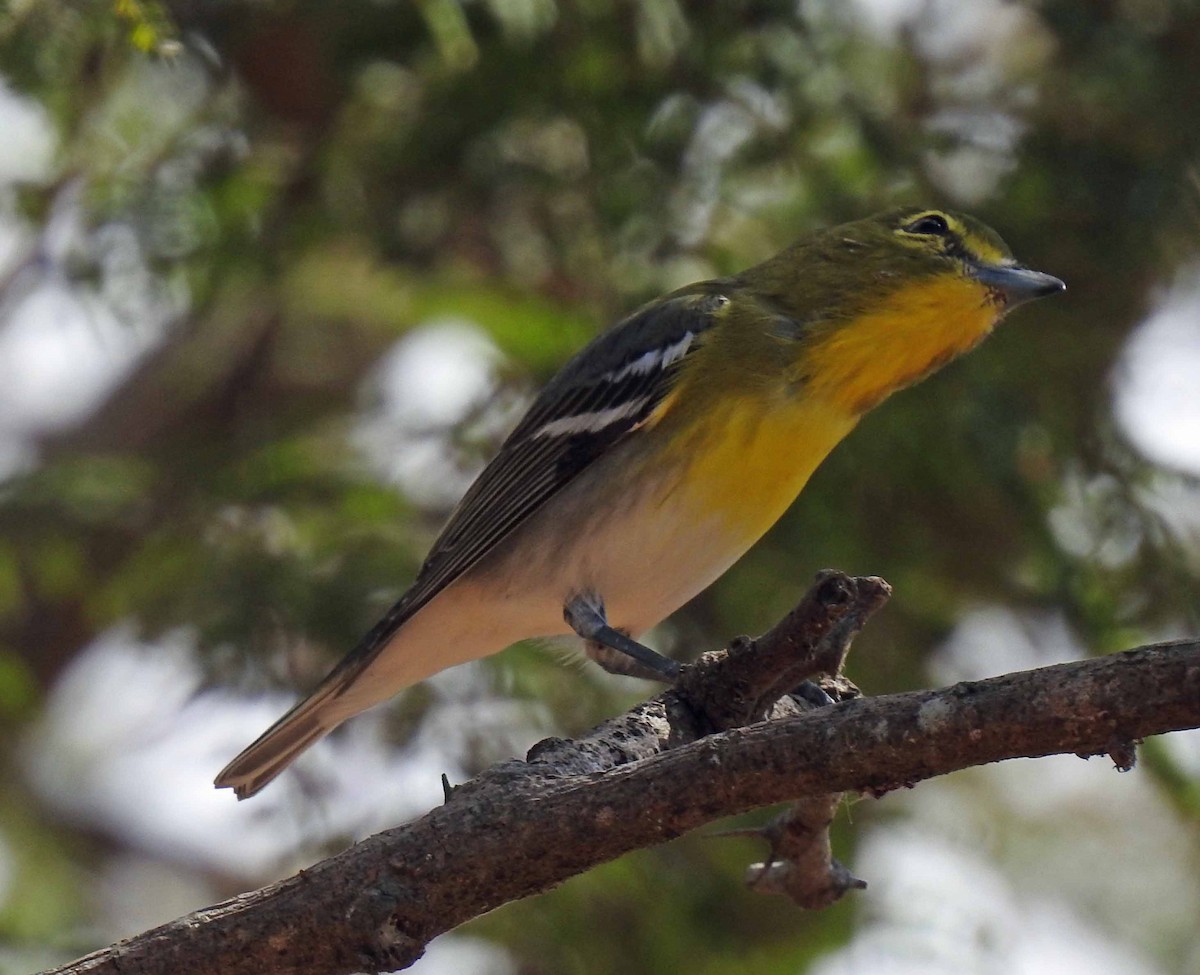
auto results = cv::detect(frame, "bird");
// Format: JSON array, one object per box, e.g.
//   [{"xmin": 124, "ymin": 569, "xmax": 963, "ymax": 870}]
[{"xmin": 215, "ymin": 206, "xmax": 1064, "ymax": 798}]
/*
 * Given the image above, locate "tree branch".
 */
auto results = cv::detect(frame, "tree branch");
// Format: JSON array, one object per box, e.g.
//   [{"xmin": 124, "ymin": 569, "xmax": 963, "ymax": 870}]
[{"xmin": 40, "ymin": 572, "xmax": 1200, "ymax": 975}]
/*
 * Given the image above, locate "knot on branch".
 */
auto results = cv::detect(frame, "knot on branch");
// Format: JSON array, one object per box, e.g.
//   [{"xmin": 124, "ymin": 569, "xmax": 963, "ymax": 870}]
[
  {"xmin": 719, "ymin": 799, "xmax": 867, "ymax": 910},
  {"xmin": 372, "ymin": 917, "xmax": 425, "ymax": 971}
]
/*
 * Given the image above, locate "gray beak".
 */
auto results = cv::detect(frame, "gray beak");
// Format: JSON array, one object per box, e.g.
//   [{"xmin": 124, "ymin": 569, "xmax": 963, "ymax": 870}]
[{"xmin": 972, "ymin": 264, "xmax": 1065, "ymax": 310}]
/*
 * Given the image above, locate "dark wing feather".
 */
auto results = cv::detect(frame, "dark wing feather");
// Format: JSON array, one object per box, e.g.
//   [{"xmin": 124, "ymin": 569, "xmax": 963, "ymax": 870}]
[{"xmin": 332, "ymin": 288, "xmax": 730, "ymax": 680}]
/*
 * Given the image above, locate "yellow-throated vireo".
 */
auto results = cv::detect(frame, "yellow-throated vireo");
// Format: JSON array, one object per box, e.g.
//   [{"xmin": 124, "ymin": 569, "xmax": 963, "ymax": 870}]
[{"xmin": 216, "ymin": 206, "xmax": 1064, "ymax": 798}]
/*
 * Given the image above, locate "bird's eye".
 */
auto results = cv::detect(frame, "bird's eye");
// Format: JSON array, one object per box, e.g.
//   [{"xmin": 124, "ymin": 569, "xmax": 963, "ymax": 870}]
[{"xmin": 904, "ymin": 213, "xmax": 951, "ymax": 236}]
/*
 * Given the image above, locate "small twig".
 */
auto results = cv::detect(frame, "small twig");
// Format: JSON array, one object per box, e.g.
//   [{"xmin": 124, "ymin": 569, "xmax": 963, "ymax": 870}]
[
  {"xmin": 742, "ymin": 800, "xmax": 867, "ymax": 908},
  {"xmin": 670, "ymin": 571, "xmax": 885, "ymax": 909},
  {"xmin": 676, "ymin": 570, "xmax": 890, "ymax": 730}
]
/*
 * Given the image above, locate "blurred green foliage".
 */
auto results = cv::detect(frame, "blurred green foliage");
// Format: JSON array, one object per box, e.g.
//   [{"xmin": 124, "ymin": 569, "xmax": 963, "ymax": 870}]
[{"xmin": 2, "ymin": 0, "xmax": 1200, "ymax": 972}]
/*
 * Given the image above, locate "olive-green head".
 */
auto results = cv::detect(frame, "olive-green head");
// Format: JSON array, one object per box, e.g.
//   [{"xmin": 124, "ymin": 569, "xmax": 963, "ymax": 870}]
[
  {"xmin": 864, "ymin": 206, "xmax": 1064, "ymax": 309},
  {"xmin": 734, "ymin": 206, "xmax": 1065, "ymax": 414},
  {"xmin": 749, "ymin": 206, "xmax": 1063, "ymax": 315}
]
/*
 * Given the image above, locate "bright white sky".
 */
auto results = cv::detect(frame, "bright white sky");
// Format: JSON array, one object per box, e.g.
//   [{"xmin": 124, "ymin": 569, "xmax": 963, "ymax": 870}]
[{"xmin": 1115, "ymin": 279, "xmax": 1200, "ymax": 473}]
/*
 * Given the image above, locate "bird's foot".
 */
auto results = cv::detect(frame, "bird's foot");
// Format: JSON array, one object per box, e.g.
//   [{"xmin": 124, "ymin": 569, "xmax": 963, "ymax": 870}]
[{"xmin": 564, "ymin": 591, "xmax": 681, "ymax": 682}]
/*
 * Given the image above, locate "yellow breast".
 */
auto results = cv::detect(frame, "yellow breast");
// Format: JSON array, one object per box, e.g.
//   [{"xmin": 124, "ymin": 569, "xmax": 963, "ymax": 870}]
[
  {"xmin": 651, "ymin": 272, "xmax": 998, "ymax": 541},
  {"xmin": 662, "ymin": 394, "xmax": 859, "ymax": 544},
  {"xmin": 803, "ymin": 273, "xmax": 999, "ymax": 415}
]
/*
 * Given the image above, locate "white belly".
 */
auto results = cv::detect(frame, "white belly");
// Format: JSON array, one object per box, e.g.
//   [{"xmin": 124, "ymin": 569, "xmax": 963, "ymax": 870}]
[{"xmin": 467, "ymin": 457, "xmax": 747, "ymax": 641}]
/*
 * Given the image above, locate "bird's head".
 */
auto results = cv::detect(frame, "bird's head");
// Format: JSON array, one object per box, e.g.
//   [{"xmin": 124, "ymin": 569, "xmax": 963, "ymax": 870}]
[
  {"xmin": 747, "ymin": 206, "xmax": 1065, "ymax": 414},
  {"xmin": 857, "ymin": 206, "xmax": 1064, "ymax": 311}
]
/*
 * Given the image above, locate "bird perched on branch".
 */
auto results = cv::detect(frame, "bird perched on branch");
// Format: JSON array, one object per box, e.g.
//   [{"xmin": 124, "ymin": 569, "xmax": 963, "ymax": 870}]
[{"xmin": 216, "ymin": 206, "xmax": 1063, "ymax": 798}]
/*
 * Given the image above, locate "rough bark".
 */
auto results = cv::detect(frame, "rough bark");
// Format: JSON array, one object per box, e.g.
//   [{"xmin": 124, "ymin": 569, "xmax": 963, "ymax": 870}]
[{"xmin": 39, "ymin": 572, "xmax": 1200, "ymax": 975}]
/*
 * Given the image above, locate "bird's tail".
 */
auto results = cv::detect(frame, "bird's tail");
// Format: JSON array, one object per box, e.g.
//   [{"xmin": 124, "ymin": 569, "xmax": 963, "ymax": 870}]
[
  {"xmin": 215, "ymin": 577, "xmax": 511, "ymax": 799},
  {"xmin": 214, "ymin": 677, "xmax": 348, "ymax": 800}
]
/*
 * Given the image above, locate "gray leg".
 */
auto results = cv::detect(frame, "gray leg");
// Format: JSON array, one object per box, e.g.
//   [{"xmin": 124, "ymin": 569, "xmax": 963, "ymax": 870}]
[
  {"xmin": 583, "ymin": 640, "xmax": 679, "ymax": 682},
  {"xmin": 563, "ymin": 592, "xmax": 681, "ymax": 681}
]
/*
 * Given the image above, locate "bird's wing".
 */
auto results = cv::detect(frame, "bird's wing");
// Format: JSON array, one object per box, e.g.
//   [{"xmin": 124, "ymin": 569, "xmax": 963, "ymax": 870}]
[{"xmin": 335, "ymin": 287, "xmax": 731, "ymax": 679}]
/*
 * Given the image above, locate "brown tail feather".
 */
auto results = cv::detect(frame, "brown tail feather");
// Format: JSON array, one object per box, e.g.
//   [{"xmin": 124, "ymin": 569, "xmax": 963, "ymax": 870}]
[{"xmin": 214, "ymin": 683, "xmax": 345, "ymax": 799}]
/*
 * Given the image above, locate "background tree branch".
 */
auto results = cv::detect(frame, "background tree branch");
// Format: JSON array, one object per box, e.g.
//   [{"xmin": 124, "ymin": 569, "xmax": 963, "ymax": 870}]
[{"xmin": 39, "ymin": 572, "xmax": 1200, "ymax": 975}]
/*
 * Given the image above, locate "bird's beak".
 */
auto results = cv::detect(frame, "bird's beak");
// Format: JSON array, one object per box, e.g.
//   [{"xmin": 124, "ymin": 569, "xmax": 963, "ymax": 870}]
[{"xmin": 971, "ymin": 263, "xmax": 1065, "ymax": 310}]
